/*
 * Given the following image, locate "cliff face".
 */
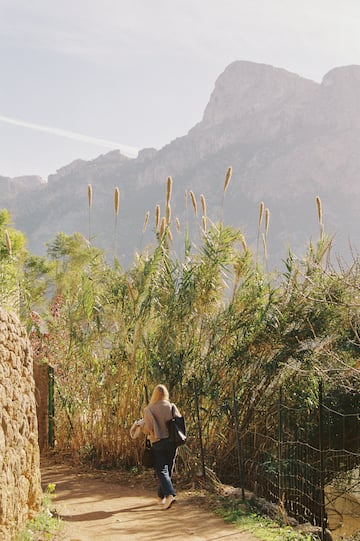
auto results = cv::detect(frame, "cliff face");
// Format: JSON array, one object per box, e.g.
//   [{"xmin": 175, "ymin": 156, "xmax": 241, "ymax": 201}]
[
  {"xmin": 202, "ymin": 61, "xmax": 317, "ymax": 126},
  {"xmin": 1, "ymin": 61, "xmax": 360, "ymax": 267}
]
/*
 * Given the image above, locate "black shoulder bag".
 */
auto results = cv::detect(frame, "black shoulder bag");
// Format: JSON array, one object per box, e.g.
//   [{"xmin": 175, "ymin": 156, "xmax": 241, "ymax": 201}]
[
  {"xmin": 167, "ymin": 404, "xmax": 186, "ymax": 446},
  {"xmin": 142, "ymin": 437, "xmax": 155, "ymax": 468}
]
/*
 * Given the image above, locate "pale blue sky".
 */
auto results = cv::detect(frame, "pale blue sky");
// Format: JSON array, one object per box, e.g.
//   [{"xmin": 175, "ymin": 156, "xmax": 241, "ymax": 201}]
[{"xmin": 1, "ymin": 0, "xmax": 360, "ymax": 179}]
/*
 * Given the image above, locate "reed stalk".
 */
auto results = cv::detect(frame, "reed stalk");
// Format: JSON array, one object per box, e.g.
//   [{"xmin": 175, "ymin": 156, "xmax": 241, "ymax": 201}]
[
  {"xmin": 114, "ymin": 187, "xmax": 120, "ymax": 216},
  {"xmin": 258, "ymin": 201, "xmax": 264, "ymax": 228},
  {"xmin": 114, "ymin": 187, "xmax": 120, "ymax": 262},
  {"xmin": 200, "ymin": 194, "xmax": 207, "ymax": 217},
  {"xmin": 166, "ymin": 203, "xmax": 172, "ymax": 225},
  {"xmin": 316, "ymin": 195, "xmax": 322, "ymax": 225},
  {"xmin": 189, "ymin": 191, "xmax": 198, "ymax": 216},
  {"xmin": 316, "ymin": 195, "xmax": 324, "ymax": 240},
  {"xmin": 221, "ymin": 166, "xmax": 232, "ymax": 219},
  {"xmin": 256, "ymin": 201, "xmax": 265, "ymax": 261},
  {"xmin": 155, "ymin": 204, "xmax": 161, "ymax": 230},
  {"xmin": 223, "ymin": 166, "xmax": 232, "ymax": 194},
  {"xmin": 240, "ymin": 234, "xmax": 247, "ymax": 252},
  {"xmin": 142, "ymin": 211, "xmax": 150, "ymax": 234},
  {"xmin": 87, "ymin": 184, "xmax": 93, "ymax": 243},
  {"xmin": 159, "ymin": 217, "xmax": 166, "ymax": 237},
  {"xmin": 265, "ymin": 208, "xmax": 270, "ymax": 236},
  {"xmin": 166, "ymin": 176, "xmax": 173, "ymax": 206},
  {"xmin": 202, "ymin": 215, "xmax": 207, "ymax": 233},
  {"xmin": 262, "ymin": 232, "xmax": 268, "ymax": 260}
]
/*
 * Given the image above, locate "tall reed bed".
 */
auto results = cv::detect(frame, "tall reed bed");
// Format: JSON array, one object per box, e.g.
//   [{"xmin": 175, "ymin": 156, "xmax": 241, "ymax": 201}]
[{"xmin": 25, "ymin": 174, "xmax": 360, "ymax": 480}]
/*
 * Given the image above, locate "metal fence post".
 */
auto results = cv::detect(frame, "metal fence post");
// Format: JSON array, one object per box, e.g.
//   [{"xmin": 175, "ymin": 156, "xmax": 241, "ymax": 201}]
[
  {"xmin": 194, "ymin": 383, "xmax": 206, "ymax": 478},
  {"xmin": 233, "ymin": 382, "xmax": 245, "ymax": 500},
  {"xmin": 278, "ymin": 385, "xmax": 283, "ymax": 506},
  {"xmin": 48, "ymin": 365, "xmax": 55, "ymax": 447},
  {"xmin": 318, "ymin": 380, "xmax": 328, "ymax": 541}
]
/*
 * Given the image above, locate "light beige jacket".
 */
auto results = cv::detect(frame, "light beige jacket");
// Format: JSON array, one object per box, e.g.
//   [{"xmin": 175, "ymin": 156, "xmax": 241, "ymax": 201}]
[{"xmin": 143, "ymin": 400, "xmax": 181, "ymax": 444}]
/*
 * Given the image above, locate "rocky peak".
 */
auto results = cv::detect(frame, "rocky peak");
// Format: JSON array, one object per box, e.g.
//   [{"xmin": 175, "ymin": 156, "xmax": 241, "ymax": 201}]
[
  {"xmin": 12, "ymin": 175, "xmax": 45, "ymax": 188},
  {"xmin": 137, "ymin": 148, "xmax": 158, "ymax": 163},
  {"xmin": 308, "ymin": 65, "xmax": 360, "ymax": 129},
  {"xmin": 47, "ymin": 150, "xmax": 131, "ymax": 185},
  {"xmin": 202, "ymin": 60, "xmax": 318, "ymax": 126},
  {"xmin": 320, "ymin": 65, "xmax": 360, "ymax": 113},
  {"xmin": 93, "ymin": 149, "xmax": 130, "ymax": 165},
  {"xmin": 48, "ymin": 159, "xmax": 87, "ymax": 183},
  {"xmin": 322, "ymin": 64, "xmax": 360, "ymax": 88},
  {"xmin": 0, "ymin": 175, "xmax": 44, "ymax": 198}
]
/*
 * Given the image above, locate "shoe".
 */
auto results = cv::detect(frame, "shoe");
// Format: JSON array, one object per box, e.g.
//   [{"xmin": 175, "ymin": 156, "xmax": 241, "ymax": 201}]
[
  {"xmin": 157, "ymin": 497, "xmax": 166, "ymax": 505},
  {"xmin": 163, "ymin": 495, "xmax": 176, "ymax": 510}
]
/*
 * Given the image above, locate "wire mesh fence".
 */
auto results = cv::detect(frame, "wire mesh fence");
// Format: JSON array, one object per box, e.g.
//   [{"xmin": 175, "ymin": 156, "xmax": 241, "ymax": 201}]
[
  {"xmin": 46, "ymin": 371, "xmax": 360, "ymax": 538},
  {"xmin": 188, "ymin": 377, "xmax": 360, "ymax": 538}
]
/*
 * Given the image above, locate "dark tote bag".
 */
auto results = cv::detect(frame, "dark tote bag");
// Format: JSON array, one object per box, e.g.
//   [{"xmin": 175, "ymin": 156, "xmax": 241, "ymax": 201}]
[
  {"xmin": 142, "ymin": 438, "xmax": 155, "ymax": 468},
  {"xmin": 167, "ymin": 404, "xmax": 186, "ymax": 446}
]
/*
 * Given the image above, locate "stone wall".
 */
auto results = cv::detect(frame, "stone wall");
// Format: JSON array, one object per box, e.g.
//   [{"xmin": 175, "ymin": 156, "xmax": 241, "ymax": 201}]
[{"xmin": 0, "ymin": 308, "xmax": 42, "ymax": 541}]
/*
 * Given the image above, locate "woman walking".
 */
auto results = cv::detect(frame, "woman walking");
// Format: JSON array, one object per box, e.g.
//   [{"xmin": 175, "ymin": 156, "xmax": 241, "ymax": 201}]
[{"xmin": 143, "ymin": 384, "xmax": 181, "ymax": 510}]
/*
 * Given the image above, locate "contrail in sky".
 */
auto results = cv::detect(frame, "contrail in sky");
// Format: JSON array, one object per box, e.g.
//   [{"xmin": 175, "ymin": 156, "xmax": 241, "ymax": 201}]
[{"xmin": 0, "ymin": 114, "xmax": 139, "ymax": 158}]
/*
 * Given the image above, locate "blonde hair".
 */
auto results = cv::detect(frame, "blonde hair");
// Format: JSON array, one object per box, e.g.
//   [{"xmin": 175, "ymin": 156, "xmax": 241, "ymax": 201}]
[{"xmin": 150, "ymin": 384, "xmax": 170, "ymax": 404}]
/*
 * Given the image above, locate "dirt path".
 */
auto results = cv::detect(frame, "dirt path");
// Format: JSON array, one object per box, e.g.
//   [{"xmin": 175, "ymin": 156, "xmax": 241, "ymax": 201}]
[{"xmin": 41, "ymin": 458, "xmax": 258, "ymax": 541}]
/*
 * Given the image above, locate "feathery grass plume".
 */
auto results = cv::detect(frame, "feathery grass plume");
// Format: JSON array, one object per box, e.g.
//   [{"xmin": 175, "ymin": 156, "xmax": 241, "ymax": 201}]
[
  {"xmin": 316, "ymin": 196, "xmax": 324, "ymax": 239},
  {"xmin": 87, "ymin": 184, "xmax": 93, "ymax": 209},
  {"xmin": 166, "ymin": 203, "xmax": 172, "ymax": 224},
  {"xmin": 258, "ymin": 201, "xmax": 264, "ymax": 227},
  {"xmin": 221, "ymin": 166, "xmax": 233, "ymax": 220},
  {"xmin": 155, "ymin": 204, "xmax": 161, "ymax": 230},
  {"xmin": 316, "ymin": 195, "xmax": 323, "ymax": 225},
  {"xmin": 175, "ymin": 217, "xmax": 181, "ymax": 233},
  {"xmin": 87, "ymin": 184, "xmax": 93, "ymax": 243},
  {"xmin": 223, "ymin": 166, "xmax": 232, "ymax": 194},
  {"xmin": 262, "ymin": 232, "xmax": 268, "ymax": 259},
  {"xmin": 114, "ymin": 187, "xmax": 120, "ymax": 215},
  {"xmin": 167, "ymin": 229, "xmax": 173, "ymax": 242},
  {"xmin": 256, "ymin": 201, "xmax": 265, "ymax": 261},
  {"xmin": 240, "ymin": 234, "xmax": 247, "ymax": 252},
  {"xmin": 159, "ymin": 217, "xmax": 166, "ymax": 237},
  {"xmin": 189, "ymin": 190, "xmax": 198, "ymax": 216},
  {"xmin": 200, "ymin": 193, "xmax": 207, "ymax": 216},
  {"xmin": 265, "ymin": 208, "xmax": 270, "ymax": 235},
  {"xmin": 4, "ymin": 229, "xmax": 12, "ymax": 255},
  {"xmin": 166, "ymin": 176, "xmax": 172, "ymax": 206},
  {"xmin": 142, "ymin": 211, "xmax": 150, "ymax": 234},
  {"xmin": 113, "ymin": 187, "xmax": 120, "ymax": 262},
  {"xmin": 184, "ymin": 190, "xmax": 189, "ymax": 238},
  {"xmin": 202, "ymin": 215, "xmax": 207, "ymax": 233}
]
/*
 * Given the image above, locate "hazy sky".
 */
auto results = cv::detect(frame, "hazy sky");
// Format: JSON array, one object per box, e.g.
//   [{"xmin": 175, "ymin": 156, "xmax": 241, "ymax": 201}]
[{"xmin": 1, "ymin": 0, "xmax": 360, "ymax": 179}]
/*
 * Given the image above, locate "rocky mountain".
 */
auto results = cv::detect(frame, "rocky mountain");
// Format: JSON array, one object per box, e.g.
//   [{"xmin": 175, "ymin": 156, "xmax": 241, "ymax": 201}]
[{"xmin": 2, "ymin": 60, "xmax": 360, "ymax": 268}]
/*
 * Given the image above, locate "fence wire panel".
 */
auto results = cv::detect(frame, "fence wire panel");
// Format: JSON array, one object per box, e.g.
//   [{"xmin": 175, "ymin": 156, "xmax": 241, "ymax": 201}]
[
  {"xmin": 190, "ymin": 377, "xmax": 360, "ymax": 531},
  {"xmin": 322, "ymin": 399, "xmax": 360, "ymax": 534}
]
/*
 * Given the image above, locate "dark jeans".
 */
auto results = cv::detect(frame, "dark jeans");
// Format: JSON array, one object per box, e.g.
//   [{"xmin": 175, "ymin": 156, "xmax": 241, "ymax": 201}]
[{"xmin": 151, "ymin": 438, "xmax": 177, "ymax": 498}]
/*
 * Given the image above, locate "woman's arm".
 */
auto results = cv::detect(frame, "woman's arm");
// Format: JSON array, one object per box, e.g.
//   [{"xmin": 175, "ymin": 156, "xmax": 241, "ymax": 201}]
[{"xmin": 142, "ymin": 407, "xmax": 153, "ymax": 435}]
